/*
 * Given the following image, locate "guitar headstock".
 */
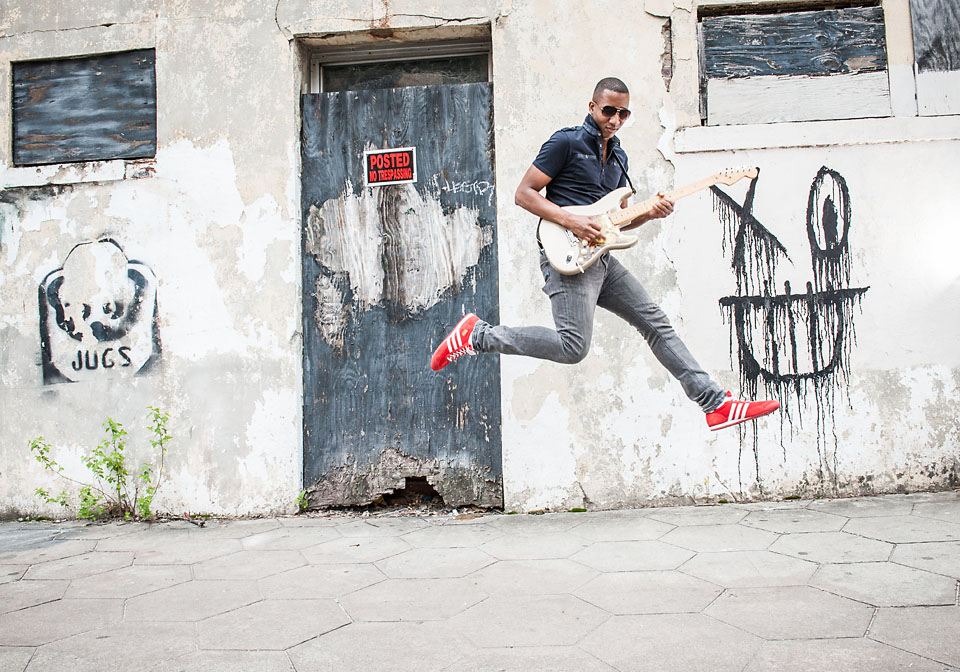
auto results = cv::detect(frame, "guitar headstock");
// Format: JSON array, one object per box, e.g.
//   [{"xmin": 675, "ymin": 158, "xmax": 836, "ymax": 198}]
[{"xmin": 715, "ymin": 166, "xmax": 759, "ymax": 185}]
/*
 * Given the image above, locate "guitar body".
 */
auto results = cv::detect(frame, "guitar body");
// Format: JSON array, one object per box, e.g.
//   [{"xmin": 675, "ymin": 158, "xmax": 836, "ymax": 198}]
[
  {"xmin": 538, "ymin": 187, "xmax": 638, "ymax": 275},
  {"xmin": 536, "ymin": 167, "xmax": 759, "ymax": 275}
]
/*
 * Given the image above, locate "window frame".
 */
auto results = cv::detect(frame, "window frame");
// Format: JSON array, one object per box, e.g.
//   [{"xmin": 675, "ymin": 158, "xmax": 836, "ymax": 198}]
[{"xmin": 307, "ymin": 39, "xmax": 491, "ymax": 94}]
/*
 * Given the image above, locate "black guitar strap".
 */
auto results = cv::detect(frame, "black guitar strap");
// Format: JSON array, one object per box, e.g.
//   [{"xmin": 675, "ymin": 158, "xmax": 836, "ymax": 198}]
[{"xmin": 611, "ymin": 148, "xmax": 637, "ymax": 195}]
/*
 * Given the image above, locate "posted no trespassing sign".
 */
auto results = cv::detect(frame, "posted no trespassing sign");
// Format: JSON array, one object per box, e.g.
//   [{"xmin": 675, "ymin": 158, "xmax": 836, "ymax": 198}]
[{"xmin": 364, "ymin": 147, "xmax": 417, "ymax": 187}]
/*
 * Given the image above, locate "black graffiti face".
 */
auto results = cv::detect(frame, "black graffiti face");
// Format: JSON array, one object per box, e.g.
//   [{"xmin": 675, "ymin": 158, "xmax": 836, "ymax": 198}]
[
  {"xmin": 46, "ymin": 268, "xmax": 149, "ymax": 343},
  {"xmin": 714, "ymin": 167, "xmax": 868, "ymax": 385},
  {"xmin": 712, "ymin": 166, "xmax": 869, "ymax": 488},
  {"xmin": 38, "ymin": 238, "xmax": 160, "ymax": 384}
]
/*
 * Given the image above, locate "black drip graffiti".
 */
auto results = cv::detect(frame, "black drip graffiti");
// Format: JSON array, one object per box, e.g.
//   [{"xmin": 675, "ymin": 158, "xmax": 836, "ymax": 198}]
[{"xmin": 712, "ymin": 167, "xmax": 869, "ymax": 492}]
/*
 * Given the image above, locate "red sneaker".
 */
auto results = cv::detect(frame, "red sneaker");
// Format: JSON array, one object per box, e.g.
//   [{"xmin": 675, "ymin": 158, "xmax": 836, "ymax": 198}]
[
  {"xmin": 706, "ymin": 391, "xmax": 780, "ymax": 431},
  {"xmin": 430, "ymin": 313, "xmax": 479, "ymax": 371}
]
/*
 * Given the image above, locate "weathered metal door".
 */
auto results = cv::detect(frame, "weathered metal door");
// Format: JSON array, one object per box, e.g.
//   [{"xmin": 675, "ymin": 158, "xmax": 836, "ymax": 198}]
[{"xmin": 301, "ymin": 82, "xmax": 502, "ymax": 508}]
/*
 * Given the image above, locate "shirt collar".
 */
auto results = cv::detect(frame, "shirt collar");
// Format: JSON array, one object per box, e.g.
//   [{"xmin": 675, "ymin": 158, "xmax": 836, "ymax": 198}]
[{"xmin": 582, "ymin": 114, "xmax": 620, "ymax": 147}]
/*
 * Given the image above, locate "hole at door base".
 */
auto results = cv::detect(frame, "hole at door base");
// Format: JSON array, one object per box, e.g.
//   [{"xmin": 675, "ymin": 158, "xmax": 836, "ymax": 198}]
[{"xmin": 381, "ymin": 476, "xmax": 444, "ymax": 508}]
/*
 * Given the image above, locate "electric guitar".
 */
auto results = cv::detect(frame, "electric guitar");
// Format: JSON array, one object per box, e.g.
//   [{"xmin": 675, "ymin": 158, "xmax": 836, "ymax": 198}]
[{"xmin": 537, "ymin": 167, "xmax": 759, "ymax": 275}]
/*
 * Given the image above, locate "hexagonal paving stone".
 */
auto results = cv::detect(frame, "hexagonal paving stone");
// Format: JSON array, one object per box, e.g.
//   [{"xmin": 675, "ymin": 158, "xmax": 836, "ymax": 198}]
[
  {"xmin": 300, "ymin": 536, "xmax": 411, "ymax": 564},
  {"xmin": 742, "ymin": 509, "xmax": 847, "ymax": 533},
  {"xmin": 0, "ymin": 566, "xmax": 26, "ymax": 585},
  {"xmin": 59, "ymin": 521, "xmax": 147, "ymax": 541},
  {"xmin": 574, "ymin": 571, "xmax": 722, "ymax": 614},
  {"xmin": 26, "ymin": 621, "xmax": 195, "ymax": 672},
  {"xmin": 572, "ymin": 540, "xmax": 694, "ymax": 572},
  {"xmin": 22, "ymin": 551, "xmax": 134, "ymax": 580},
  {"xmin": 912, "ymin": 499, "xmax": 960, "ymax": 525},
  {"xmin": 648, "ymin": 506, "xmax": 748, "ymax": 526},
  {"xmin": 843, "ymin": 515, "xmax": 960, "ymax": 543},
  {"xmin": 0, "ymin": 598, "xmax": 122, "ymax": 646},
  {"xmin": 150, "ymin": 650, "xmax": 296, "ymax": 672},
  {"xmin": 811, "ymin": 562, "xmax": 957, "ymax": 607},
  {"xmin": 487, "ymin": 512, "xmax": 584, "ymax": 534},
  {"xmin": 241, "ymin": 525, "xmax": 340, "ymax": 550},
  {"xmin": 745, "ymin": 637, "xmax": 954, "ymax": 672},
  {"xmin": 661, "ymin": 524, "xmax": 778, "ymax": 552},
  {"xmin": 890, "ymin": 541, "xmax": 960, "ymax": 578},
  {"xmin": 289, "ymin": 621, "xmax": 472, "ymax": 672},
  {"xmin": 870, "ymin": 605, "xmax": 960, "ymax": 668},
  {"xmin": 338, "ymin": 578, "xmax": 486, "ymax": 621},
  {"xmin": 469, "ymin": 559, "xmax": 597, "ymax": 596},
  {"xmin": 196, "ymin": 519, "xmax": 282, "ymax": 539},
  {"xmin": 277, "ymin": 515, "xmax": 341, "ymax": 528},
  {"xmin": 450, "ymin": 595, "xmax": 609, "ymax": 648},
  {"xmin": 480, "ymin": 532, "xmax": 589, "ymax": 560},
  {"xmin": 581, "ymin": 613, "xmax": 762, "ymax": 672},
  {"xmin": 99, "ymin": 530, "xmax": 243, "ymax": 565},
  {"xmin": 65, "ymin": 564, "xmax": 192, "ymax": 599},
  {"xmin": 769, "ymin": 531, "xmax": 893, "ymax": 564},
  {"xmin": 569, "ymin": 510, "xmax": 674, "ymax": 541},
  {"xmin": 259, "ymin": 563, "xmax": 385, "ymax": 599},
  {"xmin": 124, "ymin": 580, "xmax": 261, "ymax": 621},
  {"xmin": 0, "ymin": 579, "xmax": 68, "ymax": 614},
  {"xmin": 192, "ymin": 550, "xmax": 305, "ymax": 580},
  {"xmin": 0, "ymin": 525, "xmax": 58, "ymax": 551},
  {"xmin": 401, "ymin": 522, "xmax": 502, "ymax": 548},
  {"xmin": 679, "ymin": 550, "xmax": 817, "ymax": 588},
  {"xmin": 807, "ymin": 496, "xmax": 914, "ymax": 518},
  {"xmin": 704, "ymin": 585, "xmax": 874, "ymax": 639},
  {"xmin": 198, "ymin": 598, "xmax": 349, "ymax": 650},
  {"xmin": 448, "ymin": 645, "xmax": 618, "ymax": 671},
  {"xmin": 0, "ymin": 539, "xmax": 96, "ymax": 566},
  {"xmin": 0, "ymin": 647, "xmax": 34, "ymax": 672},
  {"xmin": 375, "ymin": 547, "xmax": 494, "ymax": 578},
  {"xmin": 337, "ymin": 518, "xmax": 431, "ymax": 537}
]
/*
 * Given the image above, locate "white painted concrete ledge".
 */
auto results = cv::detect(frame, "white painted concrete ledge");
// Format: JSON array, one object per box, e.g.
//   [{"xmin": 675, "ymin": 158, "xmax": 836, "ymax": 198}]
[{"xmin": 674, "ymin": 115, "xmax": 960, "ymax": 153}]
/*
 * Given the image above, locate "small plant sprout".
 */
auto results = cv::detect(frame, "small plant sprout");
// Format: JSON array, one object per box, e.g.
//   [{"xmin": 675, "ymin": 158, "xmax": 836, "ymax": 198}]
[
  {"xmin": 29, "ymin": 407, "xmax": 173, "ymax": 521},
  {"xmin": 296, "ymin": 489, "xmax": 309, "ymax": 513}
]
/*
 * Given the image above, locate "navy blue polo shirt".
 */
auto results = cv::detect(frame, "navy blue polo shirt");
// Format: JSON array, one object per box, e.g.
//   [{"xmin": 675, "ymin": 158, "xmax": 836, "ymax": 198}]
[{"xmin": 533, "ymin": 114, "xmax": 629, "ymax": 207}]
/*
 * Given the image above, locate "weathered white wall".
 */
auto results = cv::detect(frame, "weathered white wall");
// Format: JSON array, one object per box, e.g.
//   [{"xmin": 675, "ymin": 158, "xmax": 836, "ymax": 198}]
[
  {"xmin": 2, "ymin": 0, "xmax": 957, "ymax": 517},
  {"xmin": 494, "ymin": 0, "xmax": 960, "ymax": 511},
  {"xmin": 0, "ymin": 1, "xmax": 304, "ymax": 516}
]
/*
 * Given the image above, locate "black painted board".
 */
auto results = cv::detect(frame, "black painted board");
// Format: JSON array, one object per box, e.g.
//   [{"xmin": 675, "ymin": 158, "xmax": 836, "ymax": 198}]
[
  {"xmin": 702, "ymin": 6, "xmax": 887, "ymax": 79},
  {"xmin": 910, "ymin": 0, "xmax": 960, "ymax": 72},
  {"xmin": 301, "ymin": 83, "xmax": 502, "ymax": 502},
  {"xmin": 13, "ymin": 49, "xmax": 157, "ymax": 166}
]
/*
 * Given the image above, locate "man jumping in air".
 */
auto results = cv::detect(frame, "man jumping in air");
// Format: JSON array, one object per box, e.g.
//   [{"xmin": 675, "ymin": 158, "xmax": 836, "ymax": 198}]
[{"xmin": 430, "ymin": 76, "xmax": 779, "ymax": 431}]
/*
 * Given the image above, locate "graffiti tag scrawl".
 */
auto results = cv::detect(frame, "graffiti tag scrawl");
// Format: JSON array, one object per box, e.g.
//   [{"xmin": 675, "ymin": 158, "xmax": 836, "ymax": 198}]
[
  {"xmin": 712, "ymin": 167, "xmax": 869, "ymax": 488},
  {"xmin": 39, "ymin": 239, "xmax": 160, "ymax": 384}
]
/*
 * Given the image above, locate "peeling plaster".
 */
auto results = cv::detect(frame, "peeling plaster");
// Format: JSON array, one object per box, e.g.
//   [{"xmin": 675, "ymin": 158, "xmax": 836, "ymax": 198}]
[{"xmin": 305, "ymin": 178, "xmax": 490, "ymax": 345}]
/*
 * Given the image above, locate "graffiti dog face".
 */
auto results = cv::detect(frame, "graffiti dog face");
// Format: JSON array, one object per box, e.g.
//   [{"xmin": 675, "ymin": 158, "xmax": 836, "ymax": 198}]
[
  {"xmin": 53, "ymin": 241, "xmax": 139, "ymax": 342},
  {"xmin": 39, "ymin": 238, "xmax": 159, "ymax": 384}
]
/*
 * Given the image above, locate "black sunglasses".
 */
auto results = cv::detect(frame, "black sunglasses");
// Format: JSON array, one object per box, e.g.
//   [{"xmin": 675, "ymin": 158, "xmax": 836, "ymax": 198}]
[{"xmin": 596, "ymin": 104, "xmax": 631, "ymax": 120}]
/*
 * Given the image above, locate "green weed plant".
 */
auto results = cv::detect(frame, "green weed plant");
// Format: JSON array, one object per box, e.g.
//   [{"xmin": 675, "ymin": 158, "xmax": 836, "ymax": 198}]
[{"xmin": 30, "ymin": 406, "xmax": 172, "ymax": 520}]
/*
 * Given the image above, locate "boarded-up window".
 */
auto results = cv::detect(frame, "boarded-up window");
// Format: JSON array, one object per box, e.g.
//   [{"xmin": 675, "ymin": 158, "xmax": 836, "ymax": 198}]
[
  {"xmin": 12, "ymin": 49, "xmax": 157, "ymax": 166},
  {"xmin": 322, "ymin": 54, "xmax": 489, "ymax": 91},
  {"xmin": 910, "ymin": 0, "xmax": 960, "ymax": 115},
  {"xmin": 699, "ymin": 5, "xmax": 890, "ymax": 125}
]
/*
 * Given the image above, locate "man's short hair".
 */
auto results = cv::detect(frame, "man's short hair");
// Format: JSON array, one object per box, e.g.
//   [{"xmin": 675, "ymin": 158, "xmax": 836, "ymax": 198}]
[{"xmin": 593, "ymin": 77, "xmax": 629, "ymax": 98}]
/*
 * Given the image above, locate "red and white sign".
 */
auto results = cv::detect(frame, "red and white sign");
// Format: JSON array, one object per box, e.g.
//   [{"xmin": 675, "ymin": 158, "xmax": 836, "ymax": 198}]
[{"xmin": 364, "ymin": 147, "xmax": 417, "ymax": 186}]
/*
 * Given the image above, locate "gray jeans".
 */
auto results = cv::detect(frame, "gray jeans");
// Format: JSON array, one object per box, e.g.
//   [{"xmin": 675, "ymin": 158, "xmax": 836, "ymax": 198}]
[{"xmin": 472, "ymin": 252, "xmax": 726, "ymax": 413}]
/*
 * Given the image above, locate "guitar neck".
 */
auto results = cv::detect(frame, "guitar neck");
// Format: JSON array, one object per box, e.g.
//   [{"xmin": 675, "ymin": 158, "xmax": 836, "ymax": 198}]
[{"xmin": 607, "ymin": 174, "xmax": 724, "ymax": 227}]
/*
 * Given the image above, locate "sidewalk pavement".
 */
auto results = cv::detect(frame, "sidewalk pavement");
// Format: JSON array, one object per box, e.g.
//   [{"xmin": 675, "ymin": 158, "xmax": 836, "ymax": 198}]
[{"xmin": 1, "ymin": 491, "xmax": 959, "ymax": 672}]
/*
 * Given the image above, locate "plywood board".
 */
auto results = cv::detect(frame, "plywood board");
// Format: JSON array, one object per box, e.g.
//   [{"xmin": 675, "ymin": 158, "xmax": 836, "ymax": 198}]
[{"xmin": 706, "ymin": 71, "xmax": 891, "ymax": 126}]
